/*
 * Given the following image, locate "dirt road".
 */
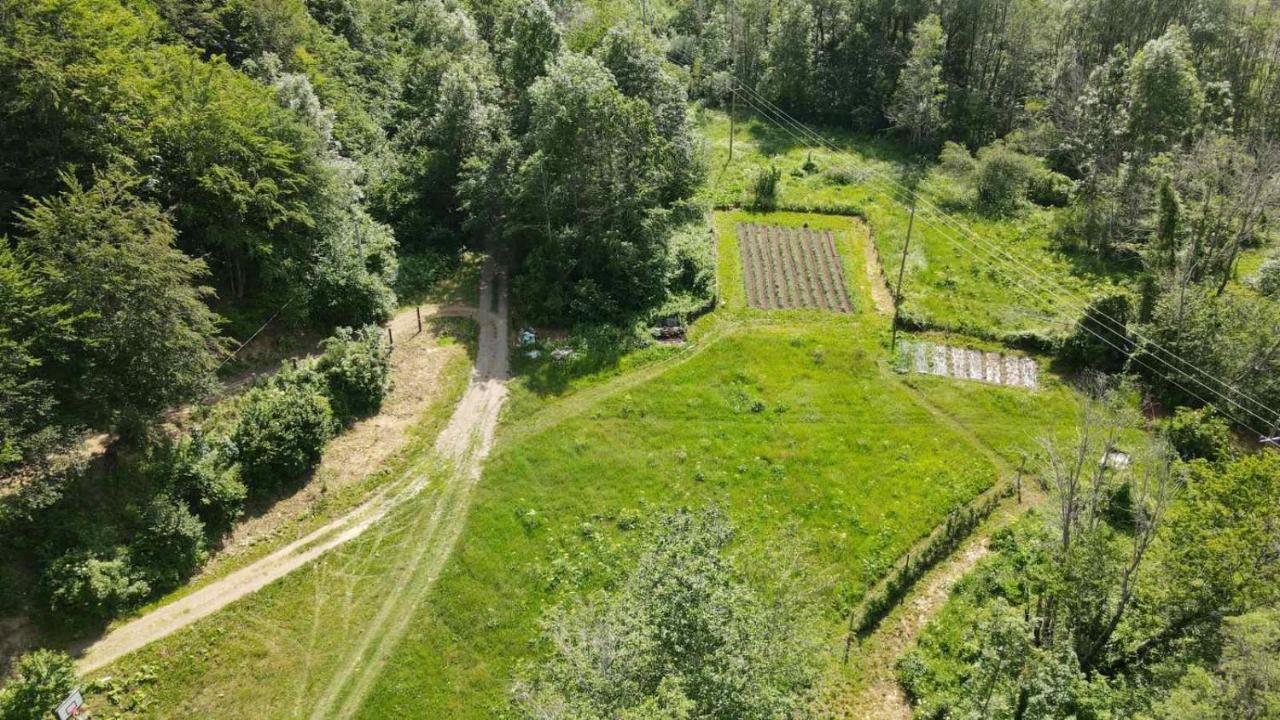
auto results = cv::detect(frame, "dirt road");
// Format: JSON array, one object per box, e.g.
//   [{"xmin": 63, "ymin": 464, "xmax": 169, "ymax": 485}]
[
  {"xmin": 74, "ymin": 265, "xmax": 508, "ymax": 675},
  {"xmin": 308, "ymin": 257, "xmax": 510, "ymax": 720}
]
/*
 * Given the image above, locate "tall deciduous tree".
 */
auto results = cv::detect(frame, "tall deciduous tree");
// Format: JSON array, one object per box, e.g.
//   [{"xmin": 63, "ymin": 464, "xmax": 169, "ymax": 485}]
[
  {"xmin": 1128, "ymin": 26, "xmax": 1204, "ymax": 155},
  {"xmin": 513, "ymin": 52, "xmax": 695, "ymax": 322},
  {"xmin": 13, "ymin": 169, "xmax": 226, "ymax": 436},
  {"xmin": 888, "ymin": 14, "xmax": 948, "ymax": 147}
]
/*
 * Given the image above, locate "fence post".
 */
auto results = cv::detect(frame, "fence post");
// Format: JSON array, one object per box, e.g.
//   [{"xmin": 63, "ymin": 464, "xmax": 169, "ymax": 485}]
[
  {"xmin": 1016, "ymin": 454, "xmax": 1026, "ymax": 504},
  {"xmin": 387, "ymin": 326, "xmax": 393, "ymax": 348},
  {"xmin": 416, "ymin": 306, "xmax": 422, "ymax": 334}
]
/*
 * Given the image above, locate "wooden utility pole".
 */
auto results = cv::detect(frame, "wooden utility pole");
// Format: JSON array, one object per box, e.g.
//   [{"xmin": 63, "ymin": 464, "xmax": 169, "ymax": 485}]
[{"xmin": 890, "ymin": 206, "xmax": 917, "ymax": 353}]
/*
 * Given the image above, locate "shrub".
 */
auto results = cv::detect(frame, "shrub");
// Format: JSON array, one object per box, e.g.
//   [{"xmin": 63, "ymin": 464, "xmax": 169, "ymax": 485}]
[
  {"xmin": 1253, "ymin": 255, "xmax": 1280, "ymax": 298},
  {"xmin": 316, "ymin": 326, "xmax": 392, "ymax": 423},
  {"xmin": 1164, "ymin": 406, "xmax": 1234, "ymax": 463},
  {"xmin": 133, "ymin": 496, "xmax": 208, "ymax": 592},
  {"xmin": 1059, "ymin": 291, "xmax": 1134, "ymax": 372},
  {"xmin": 938, "ymin": 141, "xmax": 975, "ymax": 177},
  {"xmin": 1027, "ymin": 168, "xmax": 1075, "ymax": 207},
  {"xmin": 164, "ymin": 434, "xmax": 246, "ymax": 532},
  {"xmin": 42, "ymin": 548, "xmax": 150, "ymax": 627},
  {"xmin": 751, "ymin": 166, "xmax": 782, "ymax": 211},
  {"xmin": 822, "ymin": 164, "xmax": 864, "ymax": 186},
  {"xmin": 231, "ymin": 378, "xmax": 335, "ymax": 492},
  {"xmin": 0, "ymin": 649, "xmax": 77, "ymax": 720},
  {"xmin": 308, "ymin": 255, "xmax": 395, "ymax": 329},
  {"xmin": 394, "ymin": 251, "xmax": 458, "ymax": 303},
  {"xmin": 975, "ymin": 142, "xmax": 1034, "ymax": 214}
]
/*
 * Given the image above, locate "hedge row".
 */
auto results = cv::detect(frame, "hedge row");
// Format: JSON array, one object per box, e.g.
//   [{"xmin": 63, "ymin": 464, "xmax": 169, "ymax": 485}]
[{"xmin": 851, "ymin": 484, "xmax": 1013, "ymax": 639}]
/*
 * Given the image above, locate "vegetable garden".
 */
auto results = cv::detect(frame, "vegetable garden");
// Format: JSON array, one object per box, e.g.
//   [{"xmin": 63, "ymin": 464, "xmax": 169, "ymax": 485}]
[{"xmin": 738, "ymin": 223, "xmax": 854, "ymax": 312}]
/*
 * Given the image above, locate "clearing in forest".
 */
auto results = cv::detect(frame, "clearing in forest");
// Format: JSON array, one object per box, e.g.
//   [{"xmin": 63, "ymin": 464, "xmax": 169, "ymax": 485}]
[{"xmin": 738, "ymin": 223, "xmax": 854, "ymax": 312}]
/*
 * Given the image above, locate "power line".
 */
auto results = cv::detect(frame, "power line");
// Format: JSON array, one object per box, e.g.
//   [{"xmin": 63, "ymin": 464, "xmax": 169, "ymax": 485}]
[
  {"xmin": 731, "ymin": 79, "xmax": 1279, "ymax": 430},
  {"xmin": 216, "ymin": 298, "xmax": 294, "ymax": 371},
  {"xmin": 723, "ymin": 83, "xmax": 1278, "ymax": 436},
  {"xmin": 726, "ymin": 79, "xmax": 1280, "ymax": 435}
]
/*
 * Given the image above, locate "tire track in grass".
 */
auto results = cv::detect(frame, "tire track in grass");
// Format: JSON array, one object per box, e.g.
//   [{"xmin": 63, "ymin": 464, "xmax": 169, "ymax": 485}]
[{"xmin": 308, "ymin": 258, "xmax": 510, "ymax": 720}]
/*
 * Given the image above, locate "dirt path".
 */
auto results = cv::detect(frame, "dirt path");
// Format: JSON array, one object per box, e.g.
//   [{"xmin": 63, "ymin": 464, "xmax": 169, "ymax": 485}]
[
  {"xmin": 863, "ymin": 228, "xmax": 894, "ymax": 315},
  {"xmin": 74, "ymin": 290, "xmax": 503, "ymax": 675},
  {"xmin": 841, "ymin": 483, "xmax": 1039, "ymax": 719},
  {"xmin": 827, "ymin": 376, "xmax": 1038, "ymax": 718},
  {"xmin": 309, "ymin": 258, "xmax": 509, "ymax": 720}
]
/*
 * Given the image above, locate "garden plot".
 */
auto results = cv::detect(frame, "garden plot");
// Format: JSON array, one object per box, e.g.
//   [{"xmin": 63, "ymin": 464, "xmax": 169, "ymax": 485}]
[
  {"xmin": 738, "ymin": 223, "xmax": 854, "ymax": 312},
  {"xmin": 901, "ymin": 340, "xmax": 1039, "ymax": 389}
]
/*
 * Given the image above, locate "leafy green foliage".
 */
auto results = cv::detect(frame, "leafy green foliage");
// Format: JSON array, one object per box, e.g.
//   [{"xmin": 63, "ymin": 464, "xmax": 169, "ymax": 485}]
[
  {"xmin": 231, "ymin": 372, "xmax": 335, "ymax": 492},
  {"xmin": 161, "ymin": 433, "xmax": 247, "ymax": 533},
  {"xmin": 512, "ymin": 508, "xmax": 818, "ymax": 720},
  {"xmin": 316, "ymin": 326, "xmax": 392, "ymax": 423},
  {"xmin": 750, "ymin": 166, "xmax": 782, "ymax": 211},
  {"xmin": 975, "ymin": 142, "xmax": 1035, "ymax": 215},
  {"xmin": 133, "ymin": 496, "xmax": 209, "ymax": 593},
  {"xmin": 1163, "ymin": 407, "xmax": 1234, "ymax": 463},
  {"xmin": 42, "ymin": 548, "xmax": 150, "ymax": 628},
  {"xmin": 0, "ymin": 649, "xmax": 77, "ymax": 720},
  {"xmin": 1155, "ymin": 608, "xmax": 1280, "ymax": 720},
  {"xmin": 12, "ymin": 168, "xmax": 226, "ymax": 437},
  {"xmin": 887, "ymin": 15, "xmax": 947, "ymax": 147},
  {"xmin": 1253, "ymin": 255, "xmax": 1280, "ymax": 298},
  {"xmin": 1059, "ymin": 291, "xmax": 1135, "ymax": 373},
  {"xmin": 1136, "ymin": 288, "xmax": 1280, "ymax": 427},
  {"xmin": 1127, "ymin": 26, "xmax": 1203, "ymax": 154},
  {"xmin": 512, "ymin": 50, "xmax": 699, "ymax": 322}
]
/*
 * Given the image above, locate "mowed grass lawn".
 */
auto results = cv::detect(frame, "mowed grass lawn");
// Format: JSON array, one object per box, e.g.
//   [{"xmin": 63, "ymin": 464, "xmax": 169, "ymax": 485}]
[
  {"xmin": 353, "ymin": 213, "xmax": 1081, "ymax": 717},
  {"xmin": 87, "ymin": 213, "xmax": 1083, "ymax": 718},
  {"xmin": 700, "ymin": 109, "xmax": 1125, "ymax": 342}
]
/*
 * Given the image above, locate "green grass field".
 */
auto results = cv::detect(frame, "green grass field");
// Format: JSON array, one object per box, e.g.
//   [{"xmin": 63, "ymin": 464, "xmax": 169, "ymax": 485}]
[
  {"xmin": 86, "ymin": 210, "xmax": 1085, "ymax": 719},
  {"xmin": 351, "ymin": 213, "xmax": 1084, "ymax": 717},
  {"xmin": 700, "ymin": 109, "xmax": 1125, "ymax": 343}
]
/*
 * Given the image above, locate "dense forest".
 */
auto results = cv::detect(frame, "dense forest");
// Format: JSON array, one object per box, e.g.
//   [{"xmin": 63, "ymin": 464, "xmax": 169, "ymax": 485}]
[
  {"xmin": 0, "ymin": 0, "xmax": 707, "ymax": 660},
  {"xmin": 1, "ymin": 0, "xmax": 1279, "ymax": 717}
]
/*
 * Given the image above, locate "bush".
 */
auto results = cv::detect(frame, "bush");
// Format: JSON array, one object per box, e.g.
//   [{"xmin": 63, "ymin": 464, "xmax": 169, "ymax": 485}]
[
  {"xmin": 231, "ymin": 377, "xmax": 335, "ymax": 492},
  {"xmin": 1164, "ymin": 406, "xmax": 1234, "ymax": 463},
  {"xmin": 42, "ymin": 548, "xmax": 150, "ymax": 627},
  {"xmin": 1059, "ymin": 291, "xmax": 1134, "ymax": 372},
  {"xmin": 1253, "ymin": 255, "xmax": 1280, "ymax": 298},
  {"xmin": 0, "ymin": 649, "xmax": 77, "ymax": 720},
  {"xmin": 394, "ymin": 251, "xmax": 454, "ymax": 303},
  {"xmin": 132, "ymin": 496, "xmax": 208, "ymax": 592},
  {"xmin": 316, "ymin": 326, "xmax": 392, "ymax": 423},
  {"xmin": 822, "ymin": 164, "xmax": 864, "ymax": 186},
  {"xmin": 938, "ymin": 141, "xmax": 975, "ymax": 176},
  {"xmin": 1027, "ymin": 168, "xmax": 1075, "ymax": 207},
  {"xmin": 308, "ymin": 255, "xmax": 395, "ymax": 329},
  {"xmin": 975, "ymin": 142, "xmax": 1034, "ymax": 215},
  {"xmin": 164, "ymin": 434, "xmax": 246, "ymax": 532},
  {"xmin": 751, "ymin": 166, "xmax": 782, "ymax": 211}
]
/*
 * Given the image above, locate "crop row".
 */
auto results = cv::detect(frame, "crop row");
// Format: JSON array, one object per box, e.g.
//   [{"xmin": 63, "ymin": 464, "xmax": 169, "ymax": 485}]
[{"xmin": 738, "ymin": 223, "xmax": 853, "ymax": 312}]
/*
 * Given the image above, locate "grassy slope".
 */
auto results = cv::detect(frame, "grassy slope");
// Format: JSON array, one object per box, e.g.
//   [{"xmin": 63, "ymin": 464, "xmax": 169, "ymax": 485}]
[
  {"xmin": 86, "ymin": 211, "xmax": 1082, "ymax": 719},
  {"xmin": 85, "ymin": 338, "xmax": 476, "ymax": 718},
  {"xmin": 353, "ymin": 213, "xmax": 1082, "ymax": 718},
  {"xmin": 700, "ymin": 109, "xmax": 1125, "ymax": 341}
]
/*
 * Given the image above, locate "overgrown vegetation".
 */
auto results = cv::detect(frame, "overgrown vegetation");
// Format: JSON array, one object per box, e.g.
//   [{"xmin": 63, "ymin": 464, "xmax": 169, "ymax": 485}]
[
  {"xmin": 0, "ymin": 326, "xmax": 389, "ymax": 632},
  {"xmin": 900, "ymin": 380, "xmax": 1280, "ymax": 717}
]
